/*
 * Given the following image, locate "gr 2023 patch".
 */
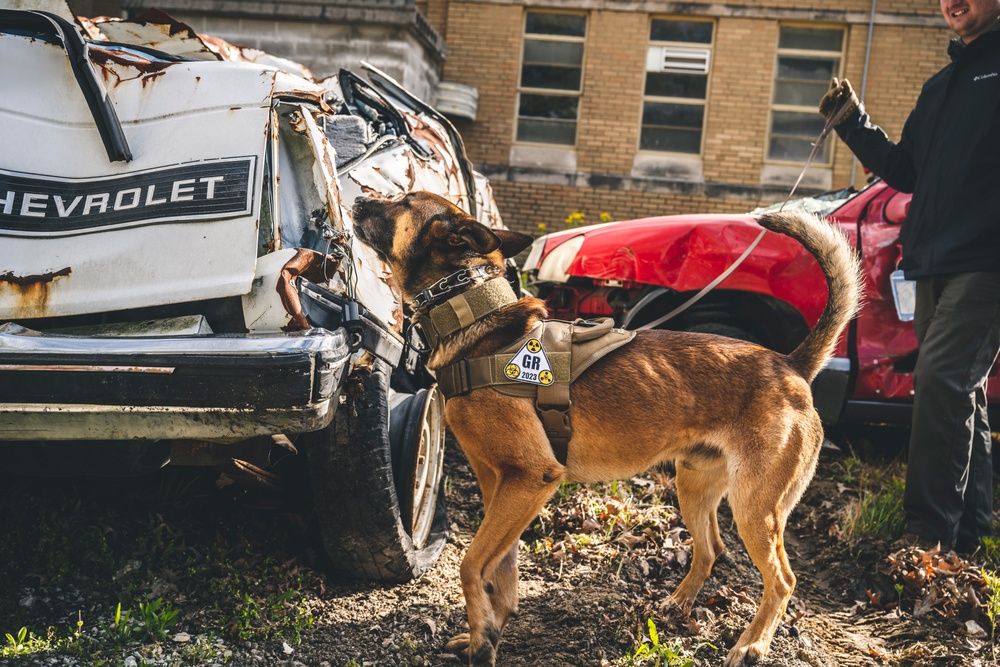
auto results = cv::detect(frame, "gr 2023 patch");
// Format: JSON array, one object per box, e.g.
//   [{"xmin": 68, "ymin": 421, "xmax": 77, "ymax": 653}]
[{"xmin": 504, "ymin": 338, "xmax": 554, "ymax": 386}]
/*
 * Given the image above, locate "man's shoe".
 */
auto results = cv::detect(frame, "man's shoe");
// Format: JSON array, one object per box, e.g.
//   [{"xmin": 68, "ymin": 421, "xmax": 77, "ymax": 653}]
[{"xmin": 954, "ymin": 536, "xmax": 983, "ymax": 557}]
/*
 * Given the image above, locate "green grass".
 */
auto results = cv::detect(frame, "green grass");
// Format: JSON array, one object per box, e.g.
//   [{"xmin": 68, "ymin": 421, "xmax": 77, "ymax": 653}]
[
  {"xmin": 618, "ymin": 618, "xmax": 696, "ymax": 667},
  {"xmin": 837, "ymin": 457, "xmax": 907, "ymax": 544}
]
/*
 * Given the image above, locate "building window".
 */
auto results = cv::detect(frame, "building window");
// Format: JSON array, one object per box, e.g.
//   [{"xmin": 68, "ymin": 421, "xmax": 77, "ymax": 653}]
[
  {"xmin": 641, "ymin": 18, "xmax": 713, "ymax": 154},
  {"xmin": 516, "ymin": 12, "xmax": 586, "ymax": 146},
  {"xmin": 768, "ymin": 25, "xmax": 845, "ymax": 163}
]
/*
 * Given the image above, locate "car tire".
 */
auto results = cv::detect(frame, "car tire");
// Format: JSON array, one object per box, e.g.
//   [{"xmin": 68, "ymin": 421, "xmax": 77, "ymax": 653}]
[{"xmin": 304, "ymin": 358, "xmax": 448, "ymax": 582}]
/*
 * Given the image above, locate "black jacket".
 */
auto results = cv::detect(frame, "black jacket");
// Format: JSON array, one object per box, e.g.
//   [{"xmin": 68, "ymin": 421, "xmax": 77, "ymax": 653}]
[{"xmin": 835, "ymin": 26, "xmax": 1000, "ymax": 279}]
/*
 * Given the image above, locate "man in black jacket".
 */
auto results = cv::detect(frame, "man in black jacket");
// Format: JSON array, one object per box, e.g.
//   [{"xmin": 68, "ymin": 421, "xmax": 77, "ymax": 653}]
[{"xmin": 819, "ymin": 0, "xmax": 1000, "ymax": 553}]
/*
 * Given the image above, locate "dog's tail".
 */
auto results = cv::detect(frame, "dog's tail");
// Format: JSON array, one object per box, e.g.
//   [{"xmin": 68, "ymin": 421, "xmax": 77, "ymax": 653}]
[{"xmin": 757, "ymin": 210, "xmax": 862, "ymax": 383}]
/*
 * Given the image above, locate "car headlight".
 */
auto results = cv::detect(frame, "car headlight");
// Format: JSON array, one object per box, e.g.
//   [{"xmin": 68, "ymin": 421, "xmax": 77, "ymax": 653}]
[{"xmin": 534, "ymin": 235, "xmax": 585, "ymax": 284}]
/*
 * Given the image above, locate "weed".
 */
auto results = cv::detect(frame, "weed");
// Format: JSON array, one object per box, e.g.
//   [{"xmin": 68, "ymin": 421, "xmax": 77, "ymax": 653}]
[
  {"xmin": 1, "ymin": 626, "xmax": 53, "ymax": 657},
  {"xmin": 138, "ymin": 597, "xmax": 180, "ymax": 641},
  {"xmin": 110, "ymin": 602, "xmax": 135, "ymax": 645},
  {"xmin": 4, "ymin": 627, "xmax": 27, "ymax": 654},
  {"xmin": 981, "ymin": 536, "xmax": 1000, "ymax": 567},
  {"xmin": 832, "ymin": 456, "xmax": 862, "ymax": 484},
  {"xmin": 552, "ymin": 481, "xmax": 584, "ymax": 503},
  {"xmin": 839, "ymin": 465, "xmax": 907, "ymax": 544},
  {"xmin": 224, "ymin": 588, "xmax": 314, "ymax": 643},
  {"xmin": 983, "ymin": 569, "xmax": 1000, "ymax": 638},
  {"xmin": 619, "ymin": 618, "xmax": 694, "ymax": 667}
]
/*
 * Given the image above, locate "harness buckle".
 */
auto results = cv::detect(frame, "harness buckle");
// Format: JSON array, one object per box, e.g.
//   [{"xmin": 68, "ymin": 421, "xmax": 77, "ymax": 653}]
[
  {"xmin": 537, "ymin": 401, "xmax": 572, "ymax": 466},
  {"xmin": 453, "ymin": 358, "xmax": 472, "ymax": 396}
]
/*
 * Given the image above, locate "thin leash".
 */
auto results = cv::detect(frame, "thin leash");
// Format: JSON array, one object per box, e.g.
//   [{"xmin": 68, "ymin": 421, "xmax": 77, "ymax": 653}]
[{"xmin": 637, "ymin": 103, "xmax": 852, "ymax": 331}]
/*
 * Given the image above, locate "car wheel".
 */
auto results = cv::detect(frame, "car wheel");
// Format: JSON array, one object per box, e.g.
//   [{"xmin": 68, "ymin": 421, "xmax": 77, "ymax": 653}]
[{"xmin": 305, "ymin": 358, "xmax": 448, "ymax": 582}]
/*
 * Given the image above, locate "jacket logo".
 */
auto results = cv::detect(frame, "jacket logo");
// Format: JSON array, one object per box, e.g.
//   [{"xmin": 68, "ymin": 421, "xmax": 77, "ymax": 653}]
[{"xmin": 974, "ymin": 72, "xmax": 998, "ymax": 82}]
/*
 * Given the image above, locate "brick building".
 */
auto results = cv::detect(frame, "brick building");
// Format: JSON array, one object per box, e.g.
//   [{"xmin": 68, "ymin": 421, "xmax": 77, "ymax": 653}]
[
  {"xmin": 72, "ymin": 0, "xmax": 950, "ymax": 236},
  {"xmin": 434, "ymin": 0, "xmax": 949, "ymax": 235}
]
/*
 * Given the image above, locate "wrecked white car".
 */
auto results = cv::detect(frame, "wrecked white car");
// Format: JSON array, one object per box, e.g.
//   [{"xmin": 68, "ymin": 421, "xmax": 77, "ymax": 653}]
[{"xmin": 0, "ymin": 6, "xmax": 508, "ymax": 582}]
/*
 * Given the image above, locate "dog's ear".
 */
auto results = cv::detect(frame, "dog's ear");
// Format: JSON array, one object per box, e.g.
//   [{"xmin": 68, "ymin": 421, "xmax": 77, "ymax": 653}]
[
  {"xmin": 493, "ymin": 229, "xmax": 535, "ymax": 259},
  {"xmin": 448, "ymin": 219, "xmax": 535, "ymax": 258},
  {"xmin": 451, "ymin": 218, "xmax": 502, "ymax": 255}
]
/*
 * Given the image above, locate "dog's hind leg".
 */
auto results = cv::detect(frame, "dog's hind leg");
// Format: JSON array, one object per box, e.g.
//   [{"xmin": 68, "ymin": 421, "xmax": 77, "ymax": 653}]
[
  {"xmin": 450, "ymin": 467, "xmax": 562, "ymax": 667},
  {"xmin": 723, "ymin": 465, "xmax": 797, "ymax": 667},
  {"xmin": 670, "ymin": 458, "xmax": 729, "ymax": 610}
]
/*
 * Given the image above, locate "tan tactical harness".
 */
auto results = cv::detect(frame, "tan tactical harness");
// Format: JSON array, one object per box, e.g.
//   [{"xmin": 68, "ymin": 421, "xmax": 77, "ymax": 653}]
[{"xmin": 435, "ymin": 315, "xmax": 634, "ymax": 465}]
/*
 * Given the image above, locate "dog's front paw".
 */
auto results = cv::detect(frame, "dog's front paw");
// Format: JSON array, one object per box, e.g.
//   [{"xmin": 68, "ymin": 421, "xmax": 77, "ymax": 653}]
[
  {"xmin": 444, "ymin": 630, "xmax": 498, "ymax": 666},
  {"xmin": 444, "ymin": 633, "xmax": 471, "ymax": 662},
  {"xmin": 723, "ymin": 641, "xmax": 767, "ymax": 667}
]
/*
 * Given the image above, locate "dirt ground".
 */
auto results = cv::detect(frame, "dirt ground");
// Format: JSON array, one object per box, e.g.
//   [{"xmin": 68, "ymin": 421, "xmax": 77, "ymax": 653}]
[
  {"xmin": 0, "ymin": 427, "xmax": 996, "ymax": 667},
  {"xmin": 302, "ymin": 433, "xmax": 995, "ymax": 667}
]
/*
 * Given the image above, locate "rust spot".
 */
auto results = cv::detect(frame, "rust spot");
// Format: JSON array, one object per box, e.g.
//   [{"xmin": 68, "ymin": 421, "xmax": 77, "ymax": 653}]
[
  {"xmin": 0, "ymin": 267, "xmax": 71, "ymax": 287},
  {"xmin": 90, "ymin": 47, "xmax": 171, "ymax": 87},
  {"xmin": 0, "ymin": 267, "xmax": 71, "ymax": 319}
]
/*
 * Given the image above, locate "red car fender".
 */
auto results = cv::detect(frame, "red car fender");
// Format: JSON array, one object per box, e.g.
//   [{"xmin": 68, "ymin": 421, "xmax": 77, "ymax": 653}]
[{"xmin": 561, "ymin": 214, "xmax": 831, "ymax": 327}]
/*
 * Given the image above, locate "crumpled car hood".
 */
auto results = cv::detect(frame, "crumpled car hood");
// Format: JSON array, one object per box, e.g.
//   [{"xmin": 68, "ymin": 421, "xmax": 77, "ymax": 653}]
[{"xmin": 558, "ymin": 213, "xmax": 830, "ymax": 326}]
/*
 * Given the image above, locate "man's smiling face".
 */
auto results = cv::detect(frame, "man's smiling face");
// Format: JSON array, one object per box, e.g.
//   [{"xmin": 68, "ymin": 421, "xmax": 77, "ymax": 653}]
[{"xmin": 941, "ymin": 0, "xmax": 1000, "ymax": 43}]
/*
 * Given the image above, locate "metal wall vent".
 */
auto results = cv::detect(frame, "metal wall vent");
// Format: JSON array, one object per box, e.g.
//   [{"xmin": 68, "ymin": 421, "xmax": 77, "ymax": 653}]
[{"xmin": 645, "ymin": 46, "xmax": 711, "ymax": 75}]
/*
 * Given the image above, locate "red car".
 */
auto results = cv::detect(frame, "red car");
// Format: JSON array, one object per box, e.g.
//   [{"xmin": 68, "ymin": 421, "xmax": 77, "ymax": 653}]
[{"xmin": 522, "ymin": 179, "xmax": 998, "ymax": 426}]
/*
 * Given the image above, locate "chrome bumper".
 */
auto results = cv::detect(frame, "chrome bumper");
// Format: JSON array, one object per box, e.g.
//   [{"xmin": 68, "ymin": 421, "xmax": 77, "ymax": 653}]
[{"xmin": 0, "ymin": 323, "xmax": 351, "ymax": 440}]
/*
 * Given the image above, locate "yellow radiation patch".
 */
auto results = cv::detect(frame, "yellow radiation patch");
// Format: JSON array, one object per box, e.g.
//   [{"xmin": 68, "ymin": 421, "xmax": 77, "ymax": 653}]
[{"xmin": 504, "ymin": 338, "xmax": 554, "ymax": 386}]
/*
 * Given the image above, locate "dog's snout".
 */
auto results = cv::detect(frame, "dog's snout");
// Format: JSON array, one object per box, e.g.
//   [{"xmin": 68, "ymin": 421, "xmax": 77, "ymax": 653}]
[{"xmin": 352, "ymin": 196, "xmax": 377, "ymax": 220}]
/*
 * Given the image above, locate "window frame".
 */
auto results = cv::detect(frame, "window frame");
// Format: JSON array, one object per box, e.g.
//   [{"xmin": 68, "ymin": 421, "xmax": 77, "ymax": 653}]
[
  {"xmin": 765, "ymin": 23, "xmax": 846, "ymax": 166},
  {"xmin": 513, "ymin": 10, "xmax": 588, "ymax": 149},
  {"xmin": 637, "ymin": 16, "xmax": 715, "ymax": 157}
]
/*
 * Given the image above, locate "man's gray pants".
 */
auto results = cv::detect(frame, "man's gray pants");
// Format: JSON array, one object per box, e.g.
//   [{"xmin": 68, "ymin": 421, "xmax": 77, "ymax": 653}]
[{"xmin": 905, "ymin": 271, "xmax": 1000, "ymax": 549}]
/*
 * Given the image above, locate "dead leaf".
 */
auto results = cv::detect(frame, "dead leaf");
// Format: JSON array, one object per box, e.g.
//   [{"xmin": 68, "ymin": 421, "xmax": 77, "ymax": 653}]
[
  {"xmin": 912, "ymin": 590, "xmax": 937, "ymax": 618},
  {"xmin": 964, "ymin": 620, "xmax": 987, "ymax": 639},
  {"xmin": 868, "ymin": 645, "xmax": 889, "ymax": 661}
]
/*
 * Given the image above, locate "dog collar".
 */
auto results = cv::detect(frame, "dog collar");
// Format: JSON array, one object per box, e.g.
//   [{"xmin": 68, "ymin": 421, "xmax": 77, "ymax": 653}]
[
  {"xmin": 409, "ymin": 276, "xmax": 519, "ymax": 352},
  {"xmin": 409, "ymin": 265, "xmax": 504, "ymax": 312}
]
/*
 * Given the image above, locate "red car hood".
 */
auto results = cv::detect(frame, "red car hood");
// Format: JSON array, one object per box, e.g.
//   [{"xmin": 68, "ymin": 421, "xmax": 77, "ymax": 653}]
[{"xmin": 548, "ymin": 213, "xmax": 830, "ymax": 326}]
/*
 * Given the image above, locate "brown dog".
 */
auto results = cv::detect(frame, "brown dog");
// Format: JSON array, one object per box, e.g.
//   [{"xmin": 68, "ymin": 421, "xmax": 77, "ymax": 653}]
[{"xmin": 351, "ymin": 191, "xmax": 861, "ymax": 667}]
